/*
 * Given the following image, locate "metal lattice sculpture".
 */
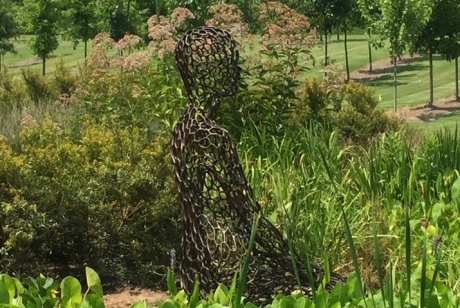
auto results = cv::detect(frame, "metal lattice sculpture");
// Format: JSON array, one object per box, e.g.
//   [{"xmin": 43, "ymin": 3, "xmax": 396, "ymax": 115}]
[{"xmin": 171, "ymin": 26, "xmax": 346, "ymax": 305}]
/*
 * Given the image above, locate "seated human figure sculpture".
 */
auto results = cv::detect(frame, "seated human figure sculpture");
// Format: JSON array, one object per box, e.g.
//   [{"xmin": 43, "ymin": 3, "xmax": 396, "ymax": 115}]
[{"xmin": 171, "ymin": 25, "xmax": 346, "ymax": 305}]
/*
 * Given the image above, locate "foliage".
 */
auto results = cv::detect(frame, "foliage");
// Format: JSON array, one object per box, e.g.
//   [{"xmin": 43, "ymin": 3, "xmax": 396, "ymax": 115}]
[
  {"xmin": 2, "ymin": 4, "xmax": 460, "ymax": 302},
  {"xmin": 60, "ymin": 0, "xmax": 102, "ymax": 61},
  {"xmin": 236, "ymin": 120, "xmax": 460, "ymax": 298},
  {"xmin": 411, "ymin": 0, "xmax": 460, "ymax": 59},
  {"xmin": 0, "ymin": 0, "xmax": 18, "ymax": 64},
  {"xmin": 358, "ymin": 0, "xmax": 434, "ymax": 110},
  {"xmin": 303, "ymin": 0, "xmax": 352, "ymax": 65},
  {"xmin": 0, "ymin": 267, "xmax": 110, "ymax": 308},
  {"xmin": 221, "ymin": 1, "xmax": 315, "ymax": 139},
  {"xmin": 410, "ymin": 0, "xmax": 460, "ymax": 105},
  {"xmin": 335, "ymin": 81, "xmax": 402, "ymax": 143},
  {"xmin": 75, "ymin": 41, "xmax": 186, "ymax": 131},
  {"xmin": 289, "ymin": 65, "xmax": 401, "ymax": 144},
  {"xmin": 0, "ymin": 117, "xmax": 180, "ymax": 287},
  {"xmin": 108, "ymin": 3, "xmax": 138, "ymax": 42}
]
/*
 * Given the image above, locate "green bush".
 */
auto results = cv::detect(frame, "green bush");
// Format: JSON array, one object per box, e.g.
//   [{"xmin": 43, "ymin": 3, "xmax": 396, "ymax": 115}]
[
  {"xmin": 0, "ymin": 117, "xmax": 180, "ymax": 287},
  {"xmin": 334, "ymin": 81, "xmax": 402, "ymax": 144},
  {"xmin": 290, "ymin": 74, "xmax": 401, "ymax": 145}
]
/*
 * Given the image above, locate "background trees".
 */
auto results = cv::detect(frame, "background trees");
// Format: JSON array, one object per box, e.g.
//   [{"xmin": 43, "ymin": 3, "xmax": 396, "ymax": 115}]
[
  {"xmin": 2, "ymin": 0, "xmax": 460, "ymax": 107},
  {"xmin": 0, "ymin": 0, "xmax": 18, "ymax": 70},
  {"xmin": 23, "ymin": 0, "xmax": 60, "ymax": 75},
  {"xmin": 60, "ymin": 0, "xmax": 101, "ymax": 63},
  {"xmin": 411, "ymin": 0, "xmax": 460, "ymax": 105},
  {"xmin": 358, "ymin": 0, "xmax": 434, "ymax": 111},
  {"xmin": 304, "ymin": 0, "xmax": 350, "ymax": 66}
]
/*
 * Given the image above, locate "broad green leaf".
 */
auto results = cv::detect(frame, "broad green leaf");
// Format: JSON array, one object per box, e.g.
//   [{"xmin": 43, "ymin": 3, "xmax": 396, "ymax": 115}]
[
  {"xmin": 42, "ymin": 278, "xmax": 55, "ymax": 290},
  {"xmin": 159, "ymin": 299, "xmax": 178, "ymax": 308},
  {"xmin": 174, "ymin": 290, "xmax": 188, "ymax": 306},
  {"xmin": 295, "ymin": 296, "xmax": 307, "ymax": 308},
  {"xmin": 83, "ymin": 294, "xmax": 105, "ymax": 308},
  {"xmin": 451, "ymin": 177, "xmax": 460, "ymax": 202},
  {"xmin": 243, "ymin": 303, "xmax": 258, "ymax": 308},
  {"xmin": 60, "ymin": 276, "xmax": 82, "ymax": 307},
  {"xmin": 431, "ymin": 202, "xmax": 444, "ymax": 222},
  {"xmin": 129, "ymin": 301, "xmax": 147, "ymax": 308},
  {"xmin": 213, "ymin": 285, "xmax": 229, "ymax": 305},
  {"xmin": 279, "ymin": 296, "xmax": 296, "ymax": 308},
  {"xmin": 43, "ymin": 298, "xmax": 57, "ymax": 308},
  {"xmin": 0, "ymin": 275, "xmax": 16, "ymax": 300},
  {"xmin": 166, "ymin": 269, "xmax": 178, "ymax": 297},
  {"xmin": 0, "ymin": 282, "xmax": 10, "ymax": 304},
  {"xmin": 195, "ymin": 300, "xmax": 209, "ymax": 308},
  {"xmin": 189, "ymin": 277, "xmax": 200, "ymax": 308},
  {"xmin": 12, "ymin": 279, "xmax": 24, "ymax": 295},
  {"xmin": 85, "ymin": 267, "xmax": 103, "ymax": 298}
]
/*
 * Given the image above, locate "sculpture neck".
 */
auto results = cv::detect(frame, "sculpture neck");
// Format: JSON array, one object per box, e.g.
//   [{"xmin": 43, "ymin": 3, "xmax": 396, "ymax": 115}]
[{"xmin": 198, "ymin": 98, "xmax": 222, "ymax": 120}]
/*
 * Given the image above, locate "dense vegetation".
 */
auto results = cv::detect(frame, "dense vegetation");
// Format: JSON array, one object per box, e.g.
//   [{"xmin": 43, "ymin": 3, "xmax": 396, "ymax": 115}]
[{"xmin": 2, "ymin": 0, "xmax": 460, "ymax": 307}]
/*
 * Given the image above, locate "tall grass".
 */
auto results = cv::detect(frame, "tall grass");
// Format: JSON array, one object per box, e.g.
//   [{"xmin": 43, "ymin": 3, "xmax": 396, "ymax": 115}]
[{"xmin": 238, "ymin": 121, "xmax": 460, "ymax": 302}]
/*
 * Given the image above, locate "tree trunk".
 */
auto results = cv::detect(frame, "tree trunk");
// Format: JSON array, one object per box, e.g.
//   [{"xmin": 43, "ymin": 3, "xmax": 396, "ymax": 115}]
[
  {"xmin": 84, "ymin": 21, "xmax": 88, "ymax": 66},
  {"xmin": 42, "ymin": 57, "xmax": 46, "ymax": 76},
  {"xmin": 428, "ymin": 49, "xmax": 434, "ymax": 106},
  {"xmin": 456, "ymin": 57, "xmax": 459, "ymax": 101},
  {"xmin": 320, "ymin": 31, "xmax": 323, "ymax": 41},
  {"xmin": 367, "ymin": 28, "xmax": 372, "ymax": 73},
  {"xmin": 336, "ymin": 26, "xmax": 340, "ymax": 41},
  {"xmin": 393, "ymin": 56, "xmax": 397, "ymax": 112},
  {"xmin": 344, "ymin": 26, "xmax": 350, "ymax": 81},
  {"xmin": 324, "ymin": 30, "xmax": 328, "ymax": 66},
  {"xmin": 127, "ymin": 0, "xmax": 132, "ymax": 55},
  {"xmin": 84, "ymin": 39, "xmax": 88, "ymax": 66}
]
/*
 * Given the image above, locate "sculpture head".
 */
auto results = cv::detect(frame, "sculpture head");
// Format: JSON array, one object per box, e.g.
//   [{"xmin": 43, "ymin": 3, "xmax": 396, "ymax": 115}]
[{"xmin": 174, "ymin": 26, "xmax": 241, "ymax": 118}]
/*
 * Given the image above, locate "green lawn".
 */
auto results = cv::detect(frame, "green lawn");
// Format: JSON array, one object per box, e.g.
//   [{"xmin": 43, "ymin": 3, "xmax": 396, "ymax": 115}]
[
  {"xmin": 301, "ymin": 36, "xmax": 389, "ymax": 78},
  {"xmin": 409, "ymin": 111, "xmax": 460, "ymax": 135},
  {"xmin": 2, "ymin": 35, "xmax": 94, "ymax": 74},
  {"xmin": 367, "ymin": 55, "xmax": 457, "ymax": 109}
]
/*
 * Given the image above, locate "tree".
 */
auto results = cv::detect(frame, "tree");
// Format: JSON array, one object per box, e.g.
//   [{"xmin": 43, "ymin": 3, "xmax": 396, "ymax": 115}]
[
  {"xmin": 0, "ymin": 0, "xmax": 18, "ymax": 70},
  {"xmin": 339, "ymin": 0, "xmax": 355, "ymax": 80},
  {"xmin": 411, "ymin": 0, "xmax": 460, "ymax": 105},
  {"xmin": 354, "ymin": 3, "xmax": 382, "ymax": 73},
  {"xmin": 358, "ymin": 0, "xmax": 434, "ymax": 111},
  {"xmin": 107, "ymin": 0, "xmax": 140, "ymax": 42},
  {"xmin": 25, "ymin": 0, "xmax": 60, "ymax": 75},
  {"xmin": 61, "ymin": 0, "xmax": 101, "ymax": 65},
  {"xmin": 303, "ymin": 0, "xmax": 348, "ymax": 66}
]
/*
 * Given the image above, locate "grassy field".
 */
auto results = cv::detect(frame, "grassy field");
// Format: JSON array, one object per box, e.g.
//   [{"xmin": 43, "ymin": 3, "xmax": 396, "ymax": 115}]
[
  {"xmin": 3, "ymin": 35, "xmax": 90, "ymax": 74},
  {"xmin": 3, "ymin": 33, "xmax": 460, "ymax": 133},
  {"xmin": 367, "ymin": 55, "xmax": 457, "ymax": 109},
  {"xmin": 410, "ymin": 110, "xmax": 460, "ymax": 132}
]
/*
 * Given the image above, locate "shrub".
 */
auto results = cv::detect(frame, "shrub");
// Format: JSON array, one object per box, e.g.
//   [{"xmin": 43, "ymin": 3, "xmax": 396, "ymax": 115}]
[
  {"xmin": 21, "ymin": 68, "xmax": 54, "ymax": 106},
  {"xmin": 289, "ymin": 66, "xmax": 401, "ymax": 144},
  {"xmin": 334, "ymin": 81, "xmax": 402, "ymax": 143},
  {"xmin": 0, "ymin": 66, "xmax": 28, "ymax": 106},
  {"xmin": 0, "ymin": 117, "xmax": 180, "ymax": 288}
]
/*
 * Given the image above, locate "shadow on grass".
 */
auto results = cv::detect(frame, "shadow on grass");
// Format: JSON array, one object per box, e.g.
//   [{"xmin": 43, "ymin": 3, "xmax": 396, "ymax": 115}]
[
  {"xmin": 354, "ymin": 61, "xmax": 427, "ymax": 85},
  {"xmin": 315, "ymin": 37, "xmax": 368, "ymax": 45},
  {"xmin": 366, "ymin": 73, "xmax": 419, "ymax": 87},
  {"xmin": 416, "ymin": 107, "xmax": 460, "ymax": 122}
]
